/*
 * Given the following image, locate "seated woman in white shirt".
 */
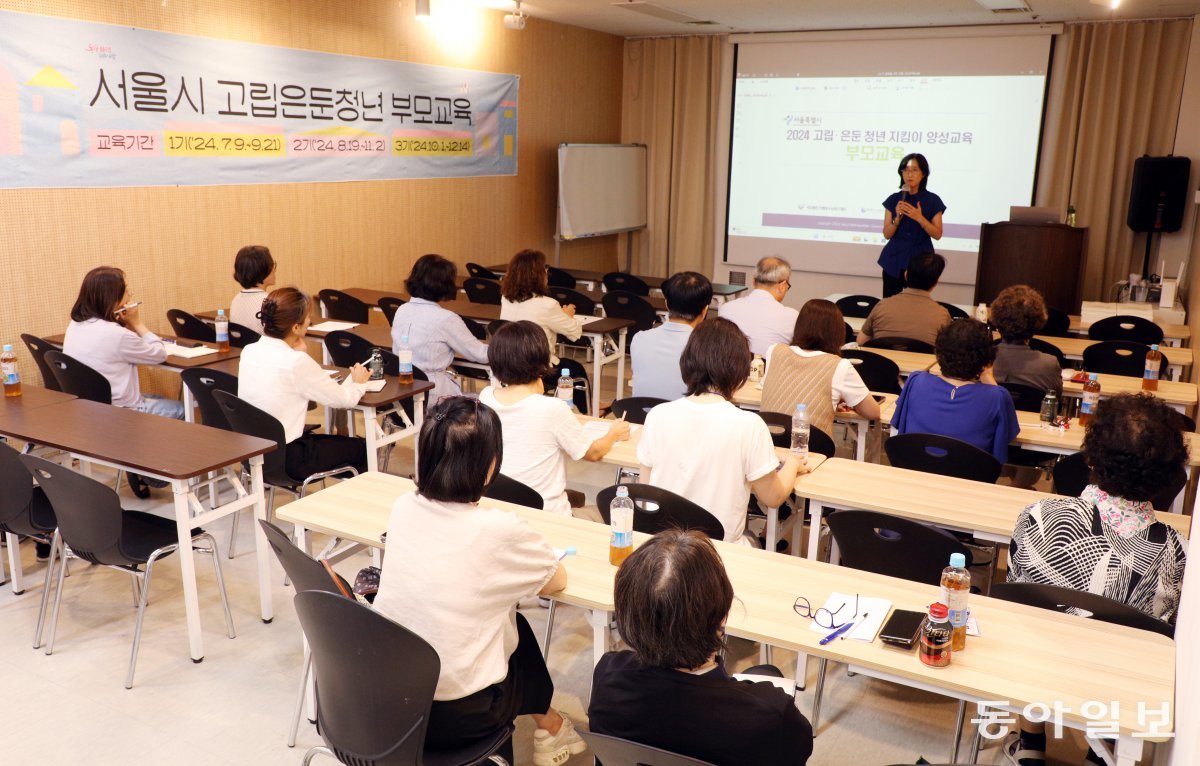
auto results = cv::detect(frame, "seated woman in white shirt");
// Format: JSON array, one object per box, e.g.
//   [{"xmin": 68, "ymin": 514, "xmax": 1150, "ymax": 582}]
[
  {"xmin": 638, "ymin": 318, "xmax": 809, "ymax": 545},
  {"xmin": 479, "ymin": 320, "xmax": 629, "ymax": 515},
  {"xmin": 237, "ymin": 287, "xmax": 371, "ymax": 479},
  {"xmin": 229, "ymin": 245, "xmax": 276, "ymax": 334},
  {"xmin": 390, "ymin": 253, "xmax": 489, "ymax": 401},
  {"xmin": 373, "ymin": 396, "xmax": 584, "ymax": 766},
  {"xmin": 761, "ymin": 298, "xmax": 880, "ymax": 436}
]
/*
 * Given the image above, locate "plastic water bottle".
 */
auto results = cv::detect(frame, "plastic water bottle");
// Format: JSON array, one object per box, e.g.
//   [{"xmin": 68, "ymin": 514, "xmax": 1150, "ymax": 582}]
[
  {"xmin": 790, "ymin": 403, "xmax": 810, "ymax": 459},
  {"xmin": 1079, "ymin": 373, "xmax": 1101, "ymax": 426},
  {"xmin": 1, "ymin": 344, "xmax": 21, "ymax": 398},
  {"xmin": 397, "ymin": 335, "xmax": 414, "ymax": 384},
  {"xmin": 974, "ymin": 303, "xmax": 988, "ymax": 322},
  {"xmin": 367, "ymin": 348, "xmax": 385, "ymax": 381},
  {"xmin": 555, "ymin": 368, "xmax": 576, "ymax": 411},
  {"xmin": 608, "ymin": 486, "xmax": 634, "ymax": 566},
  {"xmin": 215, "ymin": 309, "xmax": 230, "ymax": 353},
  {"xmin": 939, "ymin": 552, "xmax": 971, "ymax": 652},
  {"xmin": 1143, "ymin": 344, "xmax": 1162, "ymax": 391}
]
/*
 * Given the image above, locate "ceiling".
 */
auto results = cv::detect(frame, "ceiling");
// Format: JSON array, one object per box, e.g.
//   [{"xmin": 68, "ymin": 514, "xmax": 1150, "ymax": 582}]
[{"xmin": 501, "ymin": 0, "xmax": 1200, "ymax": 37}]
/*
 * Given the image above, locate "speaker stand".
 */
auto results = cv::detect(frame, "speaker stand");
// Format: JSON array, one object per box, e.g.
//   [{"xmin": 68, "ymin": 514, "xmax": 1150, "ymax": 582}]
[{"xmin": 1140, "ymin": 231, "xmax": 1157, "ymax": 281}]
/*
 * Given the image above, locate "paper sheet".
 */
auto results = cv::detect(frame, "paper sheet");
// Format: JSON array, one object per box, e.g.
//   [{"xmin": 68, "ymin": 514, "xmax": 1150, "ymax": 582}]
[
  {"xmin": 361, "ymin": 379, "xmax": 387, "ymax": 392},
  {"xmin": 807, "ymin": 591, "xmax": 892, "ymax": 642},
  {"xmin": 576, "ymin": 314, "xmax": 605, "ymax": 326},
  {"xmin": 309, "ymin": 320, "xmax": 360, "ymax": 332},
  {"xmin": 581, "ymin": 420, "xmax": 641, "ymax": 441},
  {"xmin": 164, "ymin": 342, "xmax": 218, "ymax": 359}
]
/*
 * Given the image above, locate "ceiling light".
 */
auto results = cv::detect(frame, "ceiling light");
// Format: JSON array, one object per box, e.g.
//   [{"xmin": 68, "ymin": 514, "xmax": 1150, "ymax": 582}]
[
  {"xmin": 504, "ymin": 0, "xmax": 526, "ymax": 30},
  {"xmin": 415, "ymin": 0, "xmax": 431, "ymax": 20}
]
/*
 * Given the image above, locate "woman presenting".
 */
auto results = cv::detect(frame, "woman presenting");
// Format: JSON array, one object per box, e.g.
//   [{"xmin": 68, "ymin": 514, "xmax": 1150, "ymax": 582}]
[{"xmin": 880, "ymin": 153, "xmax": 944, "ymax": 298}]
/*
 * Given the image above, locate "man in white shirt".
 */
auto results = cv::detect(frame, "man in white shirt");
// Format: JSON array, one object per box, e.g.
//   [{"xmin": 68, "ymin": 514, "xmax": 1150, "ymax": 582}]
[
  {"xmin": 719, "ymin": 257, "xmax": 799, "ymax": 357},
  {"xmin": 630, "ymin": 271, "xmax": 712, "ymax": 401}
]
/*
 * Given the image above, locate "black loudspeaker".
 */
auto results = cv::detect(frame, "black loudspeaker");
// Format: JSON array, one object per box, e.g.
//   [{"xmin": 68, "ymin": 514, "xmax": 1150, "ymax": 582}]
[{"xmin": 1126, "ymin": 155, "xmax": 1191, "ymax": 233}]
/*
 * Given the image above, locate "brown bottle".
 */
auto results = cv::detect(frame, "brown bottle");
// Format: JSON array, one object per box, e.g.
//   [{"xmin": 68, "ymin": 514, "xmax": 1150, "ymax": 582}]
[
  {"xmin": 1078, "ymin": 373, "xmax": 1100, "ymax": 426},
  {"xmin": 1143, "ymin": 345, "xmax": 1161, "ymax": 391}
]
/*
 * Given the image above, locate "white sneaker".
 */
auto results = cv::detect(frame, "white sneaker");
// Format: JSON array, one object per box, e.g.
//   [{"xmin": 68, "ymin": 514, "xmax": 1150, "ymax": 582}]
[{"xmin": 532, "ymin": 714, "xmax": 586, "ymax": 766}]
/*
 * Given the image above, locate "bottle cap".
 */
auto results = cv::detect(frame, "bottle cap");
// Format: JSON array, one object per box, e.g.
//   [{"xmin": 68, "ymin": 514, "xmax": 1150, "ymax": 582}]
[
  {"xmin": 1090, "ymin": 373, "xmax": 1098, "ymax": 381},
  {"xmin": 1151, "ymin": 344, "xmax": 1159, "ymax": 350},
  {"xmin": 562, "ymin": 368, "xmax": 569, "ymax": 377},
  {"xmin": 2, "ymin": 344, "xmax": 11, "ymax": 352},
  {"xmin": 402, "ymin": 335, "xmax": 409, "ymax": 343},
  {"xmin": 615, "ymin": 485, "xmax": 629, "ymax": 497},
  {"xmin": 949, "ymin": 553, "xmax": 966, "ymax": 568},
  {"xmin": 795, "ymin": 403, "xmax": 807, "ymax": 412},
  {"xmin": 217, "ymin": 309, "xmax": 226, "ymax": 317},
  {"xmin": 929, "ymin": 602, "xmax": 949, "ymax": 619}
]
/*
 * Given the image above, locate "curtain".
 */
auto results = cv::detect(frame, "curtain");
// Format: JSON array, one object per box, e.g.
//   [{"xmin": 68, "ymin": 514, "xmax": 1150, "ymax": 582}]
[
  {"xmin": 621, "ymin": 36, "xmax": 725, "ymax": 277},
  {"xmin": 1036, "ymin": 19, "xmax": 1192, "ymax": 301}
]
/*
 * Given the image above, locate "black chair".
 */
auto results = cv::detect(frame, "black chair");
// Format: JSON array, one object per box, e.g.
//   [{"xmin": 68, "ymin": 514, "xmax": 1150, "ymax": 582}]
[
  {"xmin": 21, "ymin": 454, "xmax": 234, "ymax": 689},
  {"xmin": 755, "ymin": 411, "xmax": 836, "ymax": 457},
  {"xmin": 463, "ymin": 317, "xmax": 488, "ymax": 341},
  {"xmin": 542, "ymin": 358, "xmax": 592, "ymax": 416},
  {"xmin": 1040, "ymin": 307, "xmax": 1072, "ymax": 338},
  {"xmin": 180, "ymin": 367, "xmax": 239, "ymax": 431},
  {"xmin": 603, "ymin": 271, "xmax": 651, "ymax": 297},
  {"xmin": 885, "ymin": 433, "xmax": 1002, "ymax": 484},
  {"xmin": 487, "ymin": 319, "xmax": 509, "ymax": 337},
  {"xmin": 578, "ymin": 730, "xmax": 715, "ymax": 766},
  {"xmin": 483, "ymin": 474, "xmax": 544, "ymax": 510},
  {"xmin": 834, "ymin": 295, "xmax": 878, "ymax": 319},
  {"xmin": 549, "ymin": 287, "xmax": 597, "ymax": 317},
  {"xmin": 989, "ymin": 582, "xmax": 1173, "ymax": 638},
  {"xmin": 0, "ymin": 441, "xmax": 57, "ymax": 595},
  {"xmin": 166, "ymin": 308, "xmax": 217, "ymax": 343},
  {"xmin": 1028, "ymin": 337, "xmax": 1067, "ymax": 369},
  {"xmin": 21, "ymin": 333, "xmax": 63, "ymax": 391},
  {"xmin": 465, "ymin": 262, "xmax": 500, "ymax": 280},
  {"xmin": 464, "ymin": 277, "xmax": 502, "ymax": 305},
  {"xmin": 602, "ymin": 291, "xmax": 659, "ymax": 345},
  {"xmin": 1082, "ymin": 340, "xmax": 1164, "ymax": 379},
  {"xmin": 258, "ymin": 519, "xmax": 354, "ymax": 747},
  {"xmin": 864, "ymin": 336, "xmax": 935, "ymax": 354},
  {"xmin": 379, "ymin": 296, "xmax": 406, "ymax": 325},
  {"xmin": 939, "ymin": 302, "xmax": 970, "ymax": 320},
  {"xmin": 546, "ymin": 266, "xmax": 577, "ymax": 289},
  {"xmin": 324, "ymin": 330, "xmax": 395, "ymax": 374},
  {"xmin": 842, "ymin": 349, "xmax": 902, "ymax": 394},
  {"xmin": 843, "ymin": 322, "xmax": 855, "ymax": 345},
  {"xmin": 317, "ymin": 289, "xmax": 371, "ymax": 324},
  {"xmin": 1087, "ymin": 315, "xmax": 1164, "ymax": 345},
  {"xmin": 229, "ymin": 322, "xmax": 261, "ymax": 348},
  {"xmin": 293, "ymin": 590, "xmax": 513, "ymax": 766},
  {"xmin": 1051, "ymin": 451, "xmax": 1185, "ymax": 512},
  {"xmin": 449, "ymin": 318, "xmax": 492, "ymax": 390},
  {"xmin": 610, "ymin": 397, "xmax": 667, "ymax": 425},
  {"xmin": 999, "ymin": 382, "xmax": 1045, "ymax": 413}
]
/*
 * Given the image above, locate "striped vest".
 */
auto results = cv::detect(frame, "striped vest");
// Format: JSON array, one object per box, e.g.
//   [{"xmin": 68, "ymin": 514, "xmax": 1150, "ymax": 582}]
[{"xmin": 761, "ymin": 347, "xmax": 838, "ymax": 436}]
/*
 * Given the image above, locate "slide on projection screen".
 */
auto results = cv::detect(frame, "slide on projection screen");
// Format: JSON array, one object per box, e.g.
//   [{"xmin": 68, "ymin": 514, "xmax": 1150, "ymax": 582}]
[{"xmin": 725, "ymin": 31, "xmax": 1052, "ymax": 292}]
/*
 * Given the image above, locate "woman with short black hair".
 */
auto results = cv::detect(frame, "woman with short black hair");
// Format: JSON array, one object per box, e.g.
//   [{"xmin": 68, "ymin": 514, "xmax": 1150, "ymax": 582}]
[
  {"xmin": 373, "ymin": 396, "xmax": 585, "ymax": 766},
  {"xmin": 230, "ymin": 245, "xmax": 276, "ymax": 333},
  {"xmin": 589, "ymin": 529, "xmax": 814, "ymax": 765},
  {"xmin": 879, "ymin": 152, "xmax": 945, "ymax": 297}
]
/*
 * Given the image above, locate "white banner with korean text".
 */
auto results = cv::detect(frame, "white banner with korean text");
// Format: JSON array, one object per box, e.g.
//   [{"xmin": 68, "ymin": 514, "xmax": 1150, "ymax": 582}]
[{"xmin": 0, "ymin": 10, "xmax": 519, "ymax": 188}]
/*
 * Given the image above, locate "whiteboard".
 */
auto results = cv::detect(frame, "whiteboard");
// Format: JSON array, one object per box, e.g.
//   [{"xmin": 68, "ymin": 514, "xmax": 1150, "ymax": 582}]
[{"xmin": 557, "ymin": 144, "xmax": 647, "ymax": 239}]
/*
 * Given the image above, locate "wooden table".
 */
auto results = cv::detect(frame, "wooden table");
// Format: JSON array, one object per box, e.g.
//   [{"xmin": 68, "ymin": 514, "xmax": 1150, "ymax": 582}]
[
  {"xmin": 481, "ymin": 267, "xmax": 748, "ymax": 302},
  {"xmin": 1060, "ymin": 371, "xmax": 1197, "ymax": 415},
  {"xmin": 1070, "ymin": 314, "xmax": 1189, "ymax": 346},
  {"xmin": 1031, "ymin": 335, "xmax": 1192, "ymax": 381},
  {"xmin": 277, "ymin": 471, "xmax": 1174, "ymax": 766},
  {"xmin": 0, "ymin": 398, "xmax": 275, "ymax": 660}
]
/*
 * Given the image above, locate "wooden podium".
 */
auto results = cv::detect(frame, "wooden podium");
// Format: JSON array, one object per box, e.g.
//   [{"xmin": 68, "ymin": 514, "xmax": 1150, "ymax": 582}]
[{"xmin": 974, "ymin": 222, "xmax": 1088, "ymax": 313}]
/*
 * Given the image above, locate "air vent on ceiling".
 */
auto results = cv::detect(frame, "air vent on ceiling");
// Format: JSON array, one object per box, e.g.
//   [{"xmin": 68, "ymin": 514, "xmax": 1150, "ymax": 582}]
[
  {"xmin": 974, "ymin": 0, "xmax": 1031, "ymax": 11},
  {"xmin": 610, "ymin": 1, "xmax": 707, "ymax": 24}
]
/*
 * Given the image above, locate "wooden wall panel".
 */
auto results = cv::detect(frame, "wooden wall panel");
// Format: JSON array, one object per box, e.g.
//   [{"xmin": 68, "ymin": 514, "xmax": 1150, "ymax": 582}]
[{"xmin": 0, "ymin": 0, "xmax": 623, "ymax": 391}]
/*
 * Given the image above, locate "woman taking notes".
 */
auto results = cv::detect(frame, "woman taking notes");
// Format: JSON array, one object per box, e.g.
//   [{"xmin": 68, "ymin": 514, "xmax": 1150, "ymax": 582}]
[
  {"xmin": 880, "ymin": 153, "xmax": 944, "ymax": 298},
  {"xmin": 373, "ymin": 396, "xmax": 585, "ymax": 766},
  {"xmin": 237, "ymin": 287, "xmax": 371, "ymax": 478}
]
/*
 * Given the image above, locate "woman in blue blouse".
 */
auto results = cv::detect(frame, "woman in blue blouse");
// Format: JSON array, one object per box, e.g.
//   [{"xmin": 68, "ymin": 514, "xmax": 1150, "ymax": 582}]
[{"xmin": 880, "ymin": 153, "xmax": 945, "ymax": 298}]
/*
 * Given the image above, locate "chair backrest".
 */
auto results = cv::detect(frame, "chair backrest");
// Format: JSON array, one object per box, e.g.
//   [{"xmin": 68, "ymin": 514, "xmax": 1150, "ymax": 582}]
[
  {"xmin": 864, "ymin": 336, "xmax": 935, "ymax": 354},
  {"xmin": 211, "ymin": 390, "xmax": 293, "ymax": 487},
  {"xmin": 43, "ymin": 350, "xmax": 112, "ymax": 404},
  {"xmin": 1082, "ymin": 340, "xmax": 1163, "ymax": 379},
  {"xmin": 602, "ymin": 271, "xmax": 651, "ymax": 296},
  {"xmin": 482, "ymin": 473, "xmax": 544, "ymax": 509},
  {"xmin": 166, "ymin": 308, "xmax": 217, "ymax": 343},
  {"xmin": 293, "ymin": 590, "xmax": 439, "ymax": 766},
  {"xmin": 465, "ymin": 262, "xmax": 500, "ymax": 280},
  {"xmin": 843, "ymin": 322, "xmax": 855, "ymax": 345},
  {"xmin": 179, "ymin": 367, "xmax": 239, "ymax": 430},
  {"xmin": 0, "ymin": 440, "xmax": 42, "ymax": 533},
  {"xmin": 1052, "ymin": 450, "xmax": 1185, "ymax": 512},
  {"xmin": 20, "ymin": 333, "xmax": 63, "ymax": 391},
  {"xmin": 834, "ymin": 294, "xmax": 878, "ymax": 319},
  {"xmin": 989, "ymin": 582, "xmax": 1174, "ymax": 638},
  {"xmin": 602, "ymin": 291, "xmax": 658, "ymax": 335},
  {"xmin": 20, "ymin": 454, "xmax": 129, "ymax": 566},
  {"xmin": 228, "ymin": 322, "xmax": 261, "ymax": 349},
  {"xmin": 462, "ymin": 316, "xmax": 488, "ymax": 341},
  {"xmin": 487, "ymin": 319, "xmax": 510, "ymax": 338},
  {"xmin": 463, "ymin": 277, "xmax": 502, "ymax": 305},
  {"xmin": 756, "ymin": 411, "xmax": 836, "ymax": 457},
  {"xmin": 578, "ymin": 730, "xmax": 716, "ymax": 766},
  {"xmin": 1000, "ymin": 382, "xmax": 1047, "ymax": 413},
  {"xmin": 938, "ymin": 301, "xmax": 969, "ymax": 320},
  {"xmin": 258, "ymin": 520, "xmax": 353, "ymax": 595},
  {"xmin": 596, "ymin": 484, "xmax": 725, "ymax": 540},
  {"xmin": 550, "ymin": 287, "xmax": 597, "ymax": 317},
  {"xmin": 379, "ymin": 296, "xmax": 406, "ymax": 325},
  {"xmin": 884, "ymin": 433, "xmax": 1002, "ymax": 484},
  {"xmin": 842, "ymin": 349, "xmax": 902, "ymax": 394},
  {"xmin": 324, "ymin": 330, "xmax": 399, "ymax": 376},
  {"xmin": 317, "ymin": 289, "xmax": 371, "ymax": 324},
  {"xmin": 1027, "ymin": 337, "xmax": 1067, "ymax": 368},
  {"xmin": 826, "ymin": 509, "xmax": 972, "ymax": 585},
  {"xmin": 1087, "ymin": 315, "xmax": 1164, "ymax": 345},
  {"xmin": 1040, "ymin": 307, "xmax": 1072, "ymax": 338},
  {"xmin": 546, "ymin": 266, "xmax": 577, "ymax": 289},
  {"xmin": 610, "ymin": 397, "xmax": 667, "ymax": 425}
]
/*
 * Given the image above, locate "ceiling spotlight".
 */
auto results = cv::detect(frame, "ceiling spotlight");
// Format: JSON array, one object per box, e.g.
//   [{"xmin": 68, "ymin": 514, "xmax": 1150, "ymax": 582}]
[
  {"xmin": 504, "ymin": 0, "xmax": 527, "ymax": 30},
  {"xmin": 415, "ymin": 0, "xmax": 431, "ymax": 19}
]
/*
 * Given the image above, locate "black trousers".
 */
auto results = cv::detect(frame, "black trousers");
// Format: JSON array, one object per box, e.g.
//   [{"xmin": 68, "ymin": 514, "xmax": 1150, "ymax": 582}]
[
  {"xmin": 882, "ymin": 270, "xmax": 906, "ymax": 298},
  {"xmin": 284, "ymin": 433, "xmax": 368, "ymax": 481},
  {"xmin": 425, "ymin": 612, "xmax": 553, "ymax": 751}
]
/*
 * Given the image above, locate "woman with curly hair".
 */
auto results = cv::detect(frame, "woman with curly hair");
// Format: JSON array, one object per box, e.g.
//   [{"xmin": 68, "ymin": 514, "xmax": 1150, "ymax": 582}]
[
  {"xmin": 1004, "ymin": 393, "xmax": 1187, "ymax": 766},
  {"xmin": 989, "ymin": 284, "xmax": 1061, "ymax": 396},
  {"xmin": 891, "ymin": 318, "xmax": 1019, "ymax": 462}
]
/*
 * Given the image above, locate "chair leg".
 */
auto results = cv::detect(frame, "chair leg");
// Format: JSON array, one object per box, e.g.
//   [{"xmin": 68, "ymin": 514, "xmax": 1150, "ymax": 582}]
[
  {"xmin": 951, "ymin": 700, "xmax": 967, "ymax": 762},
  {"xmin": 33, "ymin": 529, "xmax": 60, "ymax": 649},
  {"xmin": 301, "ymin": 746, "xmax": 335, "ymax": 765},
  {"xmin": 811, "ymin": 657, "xmax": 829, "ymax": 733},
  {"xmin": 127, "ymin": 553, "xmax": 166, "ymax": 689},
  {"xmin": 46, "ymin": 540, "xmax": 71, "ymax": 656},
  {"xmin": 288, "ymin": 648, "xmax": 312, "ymax": 747},
  {"xmin": 198, "ymin": 533, "xmax": 237, "ymax": 639},
  {"xmin": 130, "ymin": 573, "xmax": 142, "ymax": 608},
  {"xmin": 228, "ymin": 507, "xmax": 242, "ymax": 559},
  {"xmin": 542, "ymin": 600, "xmax": 558, "ymax": 660}
]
